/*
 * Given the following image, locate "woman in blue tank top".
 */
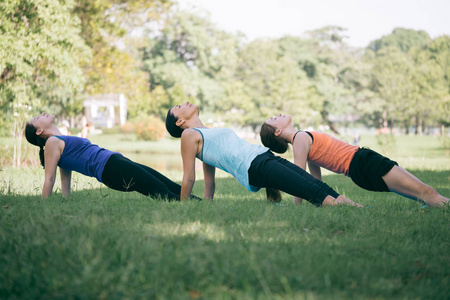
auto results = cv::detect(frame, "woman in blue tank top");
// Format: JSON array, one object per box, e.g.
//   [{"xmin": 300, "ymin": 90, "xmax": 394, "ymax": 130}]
[
  {"xmin": 24, "ymin": 112, "xmax": 190, "ymax": 201},
  {"xmin": 165, "ymin": 102, "xmax": 363, "ymax": 207}
]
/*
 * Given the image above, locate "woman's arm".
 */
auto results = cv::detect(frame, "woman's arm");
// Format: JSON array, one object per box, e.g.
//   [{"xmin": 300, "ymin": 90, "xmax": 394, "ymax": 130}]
[
  {"xmin": 308, "ymin": 162, "xmax": 322, "ymax": 181},
  {"xmin": 292, "ymin": 133, "xmax": 310, "ymax": 170},
  {"xmin": 292, "ymin": 132, "xmax": 313, "ymax": 204},
  {"xmin": 322, "ymin": 195, "xmax": 363, "ymax": 207},
  {"xmin": 203, "ymin": 162, "xmax": 216, "ymax": 200},
  {"xmin": 42, "ymin": 137, "xmax": 63, "ymax": 198},
  {"xmin": 180, "ymin": 129, "xmax": 201, "ymax": 201},
  {"xmin": 60, "ymin": 168, "xmax": 72, "ymax": 197}
]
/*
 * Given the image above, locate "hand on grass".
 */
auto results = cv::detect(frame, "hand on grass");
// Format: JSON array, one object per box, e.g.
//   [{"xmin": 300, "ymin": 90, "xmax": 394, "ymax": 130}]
[{"xmin": 322, "ymin": 195, "xmax": 363, "ymax": 207}]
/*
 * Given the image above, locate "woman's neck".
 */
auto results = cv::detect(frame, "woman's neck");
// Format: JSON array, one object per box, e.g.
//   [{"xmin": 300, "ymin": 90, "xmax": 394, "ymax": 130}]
[
  {"xmin": 41, "ymin": 125, "xmax": 63, "ymax": 139},
  {"xmin": 185, "ymin": 118, "xmax": 206, "ymax": 129},
  {"xmin": 281, "ymin": 126, "xmax": 299, "ymax": 144}
]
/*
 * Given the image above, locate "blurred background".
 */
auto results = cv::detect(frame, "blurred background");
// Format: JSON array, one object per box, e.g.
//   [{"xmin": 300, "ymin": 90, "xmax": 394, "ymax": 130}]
[{"xmin": 1, "ymin": 0, "xmax": 449, "ymax": 168}]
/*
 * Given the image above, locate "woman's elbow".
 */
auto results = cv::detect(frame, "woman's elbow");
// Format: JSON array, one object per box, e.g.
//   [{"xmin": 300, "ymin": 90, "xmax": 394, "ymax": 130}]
[
  {"xmin": 182, "ymin": 177, "xmax": 196, "ymax": 186},
  {"xmin": 44, "ymin": 176, "xmax": 56, "ymax": 186}
]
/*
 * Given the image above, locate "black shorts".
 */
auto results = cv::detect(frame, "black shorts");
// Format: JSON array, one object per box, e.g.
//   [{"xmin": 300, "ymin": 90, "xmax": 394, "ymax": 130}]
[{"xmin": 348, "ymin": 148, "xmax": 398, "ymax": 192}]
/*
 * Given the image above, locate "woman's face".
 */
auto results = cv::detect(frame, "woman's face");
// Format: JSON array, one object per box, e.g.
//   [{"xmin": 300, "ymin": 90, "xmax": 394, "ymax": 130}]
[
  {"xmin": 29, "ymin": 112, "xmax": 55, "ymax": 130},
  {"xmin": 171, "ymin": 101, "xmax": 199, "ymax": 120},
  {"xmin": 265, "ymin": 113, "xmax": 292, "ymax": 129}
]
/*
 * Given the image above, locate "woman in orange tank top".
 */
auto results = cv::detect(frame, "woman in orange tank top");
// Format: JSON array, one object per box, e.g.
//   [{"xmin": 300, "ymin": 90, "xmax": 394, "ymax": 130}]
[{"xmin": 260, "ymin": 114, "xmax": 449, "ymax": 207}]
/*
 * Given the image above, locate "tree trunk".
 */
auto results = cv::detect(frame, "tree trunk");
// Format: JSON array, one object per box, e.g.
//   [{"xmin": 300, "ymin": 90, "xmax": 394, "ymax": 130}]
[
  {"xmin": 320, "ymin": 110, "xmax": 340, "ymax": 135},
  {"xmin": 414, "ymin": 114, "xmax": 423, "ymax": 136},
  {"xmin": 12, "ymin": 117, "xmax": 22, "ymax": 167}
]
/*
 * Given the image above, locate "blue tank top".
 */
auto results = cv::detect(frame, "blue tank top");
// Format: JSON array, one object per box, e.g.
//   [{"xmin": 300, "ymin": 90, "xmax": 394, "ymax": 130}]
[
  {"xmin": 194, "ymin": 128, "xmax": 269, "ymax": 192},
  {"xmin": 54, "ymin": 135, "xmax": 121, "ymax": 182}
]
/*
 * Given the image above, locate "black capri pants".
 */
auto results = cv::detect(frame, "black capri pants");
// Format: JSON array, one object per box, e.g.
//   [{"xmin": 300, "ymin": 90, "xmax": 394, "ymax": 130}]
[
  {"xmin": 101, "ymin": 154, "xmax": 181, "ymax": 201},
  {"xmin": 248, "ymin": 151, "xmax": 340, "ymax": 206}
]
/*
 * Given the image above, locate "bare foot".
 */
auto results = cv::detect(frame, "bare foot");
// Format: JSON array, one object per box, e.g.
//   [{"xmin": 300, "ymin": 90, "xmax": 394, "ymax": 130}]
[{"xmin": 425, "ymin": 194, "xmax": 449, "ymax": 207}]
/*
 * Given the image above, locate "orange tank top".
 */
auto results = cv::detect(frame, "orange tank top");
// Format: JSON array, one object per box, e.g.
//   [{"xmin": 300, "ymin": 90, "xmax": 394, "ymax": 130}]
[{"xmin": 306, "ymin": 131, "xmax": 358, "ymax": 176}]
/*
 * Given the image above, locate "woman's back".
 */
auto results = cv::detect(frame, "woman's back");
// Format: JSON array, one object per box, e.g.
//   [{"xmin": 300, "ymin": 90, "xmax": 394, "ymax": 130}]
[
  {"xmin": 194, "ymin": 127, "xmax": 268, "ymax": 191},
  {"xmin": 306, "ymin": 131, "xmax": 358, "ymax": 176},
  {"xmin": 55, "ymin": 135, "xmax": 119, "ymax": 181}
]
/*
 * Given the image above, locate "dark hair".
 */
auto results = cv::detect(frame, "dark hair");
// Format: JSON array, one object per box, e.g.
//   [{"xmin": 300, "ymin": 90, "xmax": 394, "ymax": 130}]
[
  {"xmin": 165, "ymin": 108, "xmax": 184, "ymax": 138},
  {"xmin": 260, "ymin": 122, "xmax": 289, "ymax": 154},
  {"xmin": 24, "ymin": 122, "xmax": 46, "ymax": 168},
  {"xmin": 266, "ymin": 187, "xmax": 282, "ymax": 203}
]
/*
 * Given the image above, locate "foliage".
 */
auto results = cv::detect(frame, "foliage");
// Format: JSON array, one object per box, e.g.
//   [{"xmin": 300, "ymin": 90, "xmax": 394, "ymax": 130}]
[
  {"xmin": 72, "ymin": 0, "xmax": 173, "ymax": 119},
  {"xmin": 368, "ymin": 27, "xmax": 431, "ymax": 53},
  {"xmin": 366, "ymin": 32, "xmax": 450, "ymax": 132},
  {"xmin": 140, "ymin": 9, "xmax": 239, "ymax": 119},
  {"xmin": 2, "ymin": 0, "xmax": 450, "ymax": 138},
  {"xmin": 229, "ymin": 38, "xmax": 322, "ymax": 130},
  {"xmin": 0, "ymin": 0, "xmax": 90, "ymax": 133},
  {"xmin": 425, "ymin": 36, "xmax": 450, "ymax": 126}
]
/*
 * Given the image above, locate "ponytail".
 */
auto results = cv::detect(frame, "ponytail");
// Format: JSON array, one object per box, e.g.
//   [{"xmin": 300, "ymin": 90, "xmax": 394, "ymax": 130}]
[
  {"xmin": 266, "ymin": 187, "xmax": 282, "ymax": 203},
  {"xmin": 260, "ymin": 123, "xmax": 289, "ymax": 154},
  {"xmin": 24, "ymin": 122, "xmax": 46, "ymax": 168},
  {"xmin": 39, "ymin": 146, "xmax": 45, "ymax": 168}
]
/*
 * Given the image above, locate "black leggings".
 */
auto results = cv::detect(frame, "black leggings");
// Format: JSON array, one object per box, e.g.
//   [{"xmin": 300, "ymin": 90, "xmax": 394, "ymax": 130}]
[
  {"xmin": 248, "ymin": 151, "xmax": 339, "ymax": 206},
  {"xmin": 101, "ymin": 154, "xmax": 181, "ymax": 201}
]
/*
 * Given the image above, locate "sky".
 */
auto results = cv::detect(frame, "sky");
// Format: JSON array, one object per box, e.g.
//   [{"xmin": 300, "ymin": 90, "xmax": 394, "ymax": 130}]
[{"xmin": 177, "ymin": 0, "xmax": 450, "ymax": 48}]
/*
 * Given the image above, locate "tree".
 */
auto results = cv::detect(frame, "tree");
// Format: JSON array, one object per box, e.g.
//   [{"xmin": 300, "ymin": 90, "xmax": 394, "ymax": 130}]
[
  {"xmin": 371, "ymin": 47, "xmax": 417, "ymax": 130},
  {"xmin": 303, "ymin": 26, "xmax": 364, "ymax": 133},
  {"xmin": 368, "ymin": 27, "xmax": 431, "ymax": 53},
  {"xmin": 140, "ymin": 9, "xmax": 240, "ymax": 118},
  {"xmin": 227, "ymin": 38, "xmax": 321, "ymax": 131},
  {"xmin": 421, "ymin": 36, "xmax": 450, "ymax": 134},
  {"xmin": 0, "ymin": 0, "xmax": 89, "ymax": 111},
  {"xmin": 0, "ymin": 0, "xmax": 90, "ymax": 165},
  {"xmin": 72, "ymin": 0, "xmax": 173, "ymax": 120}
]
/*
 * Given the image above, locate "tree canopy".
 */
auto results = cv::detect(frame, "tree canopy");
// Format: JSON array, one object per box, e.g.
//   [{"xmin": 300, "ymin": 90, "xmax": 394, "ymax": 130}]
[{"xmin": 1, "ymin": 1, "xmax": 449, "ymax": 137}]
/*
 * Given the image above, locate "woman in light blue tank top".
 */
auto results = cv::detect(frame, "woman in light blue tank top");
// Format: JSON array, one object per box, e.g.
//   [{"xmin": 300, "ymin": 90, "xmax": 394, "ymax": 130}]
[
  {"xmin": 165, "ymin": 102, "xmax": 363, "ymax": 207},
  {"xmin": 24, "ymin": 112, "xmax": 197, "ymax": 201}
]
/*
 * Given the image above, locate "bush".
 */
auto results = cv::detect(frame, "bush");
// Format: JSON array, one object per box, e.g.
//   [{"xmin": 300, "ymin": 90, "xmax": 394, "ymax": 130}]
[
  {"xmin": 132, "ymin": 115, "xmax": 165, "ymax": 141},
  {"xmin": 120, "ymin": 122, "xmax": 135, "ymax": 134}
]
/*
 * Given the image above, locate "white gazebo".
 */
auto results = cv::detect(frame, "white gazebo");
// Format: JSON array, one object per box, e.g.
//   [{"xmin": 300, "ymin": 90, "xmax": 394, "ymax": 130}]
[{"xmin": 83, "ymin": 94, "xmax": 127, "ymax": 128}]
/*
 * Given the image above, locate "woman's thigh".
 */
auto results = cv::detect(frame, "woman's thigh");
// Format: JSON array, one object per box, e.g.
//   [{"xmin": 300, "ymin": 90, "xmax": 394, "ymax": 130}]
[
  {"xmin": 134, "ymin": 162, "xmax": 181, "ymax": 194},
  {"xmin": 249, "ymin": 155, "xmax": 331, "ymax": 205},
  {"xmin": 102, "ymin": 155, "xmax": 178, "ymax": 199}
]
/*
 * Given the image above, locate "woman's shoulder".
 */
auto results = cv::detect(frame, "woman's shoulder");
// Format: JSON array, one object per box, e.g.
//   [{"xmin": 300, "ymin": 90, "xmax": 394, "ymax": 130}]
[
  {"xmin": 295, "ymin": 131, "xmax": 314, "ymax": 142},
  {"xmin": 292, "ymin": 131, "xmax": 313, "ymax": 151},
  {"xmin": 45, "ymin": 136, "xmax": 66, "ymax": 153},
  {"xmin": 46, "ymin": 135, "xmax": 65, "ymax": 145},
  {"xmin": 181, "ymin": 128, "xmax": 203, "ymax": 139}
]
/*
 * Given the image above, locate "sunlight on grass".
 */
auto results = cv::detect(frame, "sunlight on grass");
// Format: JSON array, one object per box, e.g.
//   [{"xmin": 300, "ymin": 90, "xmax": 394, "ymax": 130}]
[{"xmin": 144, "ymin": 221, "xmax": 227, "ymax": 242}]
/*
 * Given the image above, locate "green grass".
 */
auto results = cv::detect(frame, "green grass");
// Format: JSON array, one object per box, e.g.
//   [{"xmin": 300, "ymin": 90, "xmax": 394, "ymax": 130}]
[{"xmin": 0, "ymin": 135, "xmax": 449, "ymax": 299}]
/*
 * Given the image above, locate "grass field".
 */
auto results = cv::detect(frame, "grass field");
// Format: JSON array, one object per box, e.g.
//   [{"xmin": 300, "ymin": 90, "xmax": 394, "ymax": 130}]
[{"xmin": 0, "ymin": 134, "xmax": 449, "ymax": 299}]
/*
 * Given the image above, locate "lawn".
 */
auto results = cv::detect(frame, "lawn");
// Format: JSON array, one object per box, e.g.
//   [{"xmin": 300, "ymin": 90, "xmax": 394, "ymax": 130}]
[{"xmin": 0, "ymin": 134, "xmax": 449, "ymax": 299}]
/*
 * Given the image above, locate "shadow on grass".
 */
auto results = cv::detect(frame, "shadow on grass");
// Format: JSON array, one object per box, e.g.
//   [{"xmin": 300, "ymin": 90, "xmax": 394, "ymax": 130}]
[{"xmin": 1, "ymin": 171, "xmax": 449, "ymax": 299}]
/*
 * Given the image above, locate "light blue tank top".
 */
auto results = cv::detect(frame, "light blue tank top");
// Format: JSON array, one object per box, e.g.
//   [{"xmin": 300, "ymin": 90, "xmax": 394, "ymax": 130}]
[
  {"xmin": 194, "ymin": 128, "xmax": 269, "ymax": 192},
  {"xmin": 55, "ymin": 135, "xmax": 120, "ymax": 182}
]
